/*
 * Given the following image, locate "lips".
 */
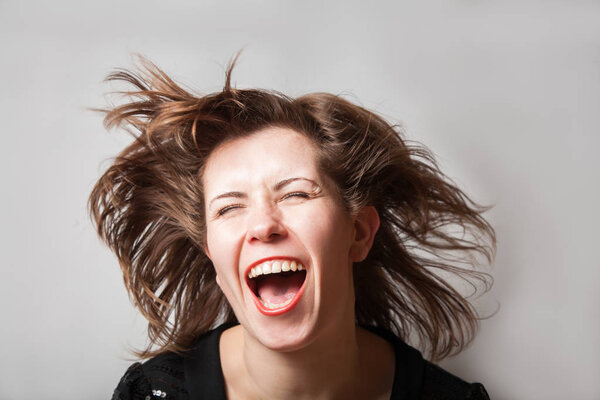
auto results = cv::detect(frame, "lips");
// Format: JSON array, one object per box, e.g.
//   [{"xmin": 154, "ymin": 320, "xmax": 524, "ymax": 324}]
[{"xmin": 245, "ymin": 258, "xmax": 308, "ymax": 316}]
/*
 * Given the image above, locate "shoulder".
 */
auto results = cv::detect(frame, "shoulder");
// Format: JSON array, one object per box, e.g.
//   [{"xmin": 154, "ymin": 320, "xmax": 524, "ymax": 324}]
[
  {"xmin": 111, "ymin": 323, "xmax": 233, "ymax": 400},
  {"xmin": 362, "ymin": 325, "xmax": 490, "ymax": 400},
  {"xmin": 111, "ymin": 352, "xmax": 188, "ymax": 400},
  {"xmin": 420, "ymin": 360, "xmax": 490, "ymax": 400}
]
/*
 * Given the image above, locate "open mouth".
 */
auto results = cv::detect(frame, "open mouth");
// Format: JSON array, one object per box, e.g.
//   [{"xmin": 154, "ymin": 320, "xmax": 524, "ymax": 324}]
[{"xmin": 246, "ymin": 259, "xmax": 307, "ymax": 315}]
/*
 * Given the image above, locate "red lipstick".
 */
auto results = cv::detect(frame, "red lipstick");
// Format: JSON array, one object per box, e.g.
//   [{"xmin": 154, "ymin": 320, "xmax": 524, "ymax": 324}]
[{"xmin": 245, "ymin": 257, "xmax": 307, "ymax": 316}]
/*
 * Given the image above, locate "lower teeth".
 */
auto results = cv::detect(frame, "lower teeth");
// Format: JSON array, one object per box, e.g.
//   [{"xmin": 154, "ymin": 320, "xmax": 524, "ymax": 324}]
[{"xmin": 260, "ymin": 296, "xmax": 295, "ymax": 310}]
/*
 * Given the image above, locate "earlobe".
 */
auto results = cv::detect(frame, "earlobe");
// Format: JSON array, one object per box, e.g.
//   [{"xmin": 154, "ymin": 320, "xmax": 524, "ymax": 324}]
[
  {"xmin": 203, "ymin": 240, "xmax": 211, "ymax": 259},
  {"xmin": 350, "ymin": 206, "xmax": 380, "ymax": 262},
  {"xmin": 203, "ymin": 244, "xmax": 220, "ymax": 285}
]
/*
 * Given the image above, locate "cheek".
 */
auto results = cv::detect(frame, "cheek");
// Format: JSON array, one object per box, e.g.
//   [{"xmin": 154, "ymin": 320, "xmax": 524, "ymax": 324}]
[
  {"xmin": 296, "ymin": 207, "xmax": 353, "ymax": 264},
  {"xmin": 205, "ymin": 225, "xmax": 239, "ymax": 284},
  {"xmin": 205, "ymin": 222, "xmax": 238, "ymax": 260},
  {"xmin": 207, "ymin": 243, "xmax": 239, "ymax": 305}
]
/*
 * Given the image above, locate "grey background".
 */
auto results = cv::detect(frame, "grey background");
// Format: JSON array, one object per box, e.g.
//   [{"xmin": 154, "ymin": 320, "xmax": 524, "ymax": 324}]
[{"xmin": 1, "ymin": 0, "xmax": 599, "ymax": 399}]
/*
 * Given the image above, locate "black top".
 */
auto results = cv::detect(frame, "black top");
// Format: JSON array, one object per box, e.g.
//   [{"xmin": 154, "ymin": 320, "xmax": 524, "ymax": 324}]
[{"xmin": 111, "ymin": 323, "xmax": 490, "ymax": 400}]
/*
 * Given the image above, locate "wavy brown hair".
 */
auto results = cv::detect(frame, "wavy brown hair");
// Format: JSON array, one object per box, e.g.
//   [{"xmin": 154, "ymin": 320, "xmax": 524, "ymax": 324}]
[{"xmin": 89, "ymin": 57, "xmax": 495, "ymax": 361}]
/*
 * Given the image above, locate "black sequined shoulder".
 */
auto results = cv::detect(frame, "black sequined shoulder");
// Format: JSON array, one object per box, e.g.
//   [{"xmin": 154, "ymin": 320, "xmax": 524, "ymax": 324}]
[
  {"xmin": 111, "ymin": 352, "xmax": 189, "ymax": 400},
  {"xmin": 110, "ymin": 323, "xmax": 233, "ymax": 400}
]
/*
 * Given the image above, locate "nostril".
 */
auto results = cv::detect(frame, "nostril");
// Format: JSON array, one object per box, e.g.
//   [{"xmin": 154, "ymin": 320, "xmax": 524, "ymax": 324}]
[
  {"xmin": 249, "ymin": 230, "xmax": 284, "ymax": 243},
  {"xmin": 247, "ymin": 217, "xmax": 287, "ymax": 242}
]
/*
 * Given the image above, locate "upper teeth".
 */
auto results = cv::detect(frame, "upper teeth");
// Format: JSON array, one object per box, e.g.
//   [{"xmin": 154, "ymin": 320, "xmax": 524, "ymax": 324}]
[{"xmin": 248, "ymin": 260, "xmax": 304, "ymax": 278}]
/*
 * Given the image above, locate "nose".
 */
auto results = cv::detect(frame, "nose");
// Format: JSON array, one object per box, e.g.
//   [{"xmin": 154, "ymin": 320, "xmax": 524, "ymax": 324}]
[{"xmin": 246, "ymin": 204, "xmax": 287, "ymax": 243}]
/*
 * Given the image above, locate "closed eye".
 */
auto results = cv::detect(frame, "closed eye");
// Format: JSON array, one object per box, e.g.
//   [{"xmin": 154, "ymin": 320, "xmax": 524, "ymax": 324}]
[
  {"xmin": 216, "ymin": 204, "xmax": 244, "ymax": 216},
  {"xmin": 281, "ymin": 191, "xmax": 311, "ymax": 200}
]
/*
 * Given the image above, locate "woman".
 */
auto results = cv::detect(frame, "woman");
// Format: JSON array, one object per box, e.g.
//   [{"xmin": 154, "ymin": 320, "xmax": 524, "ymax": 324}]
[{"xmin": 90, "ymin": 57, "xmax": 495, "ymax": 399}]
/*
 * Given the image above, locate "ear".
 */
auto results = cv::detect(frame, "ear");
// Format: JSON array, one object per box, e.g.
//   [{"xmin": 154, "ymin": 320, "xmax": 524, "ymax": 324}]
[
  {"xmin": 203, "ymin": 242, "xmax": 211, "ymax": 259},
  {"xmin": 349, "ymin": 206, "xmax": 380, "ymax": 262},
  {"xmin": 202, "ymin": 242, "xmax": 220, "ymax": 285}
]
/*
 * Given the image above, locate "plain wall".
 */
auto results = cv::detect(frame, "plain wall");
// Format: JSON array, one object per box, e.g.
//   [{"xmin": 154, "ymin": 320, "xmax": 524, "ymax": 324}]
[{"xmin": 1, "ymin": 0, "xmax": 599, "ymax": 398}]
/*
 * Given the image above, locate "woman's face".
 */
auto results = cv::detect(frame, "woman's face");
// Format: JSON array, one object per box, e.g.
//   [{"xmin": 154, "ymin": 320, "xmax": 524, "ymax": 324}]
[{"xmin": 203, "ymin": 127, "xmax": 362, "ymax": 351}]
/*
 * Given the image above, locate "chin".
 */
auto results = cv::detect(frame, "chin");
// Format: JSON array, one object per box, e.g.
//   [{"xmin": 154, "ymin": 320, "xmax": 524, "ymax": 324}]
[{"xmin": 249, "ymin": 318, "xmax": 316, "ymax": 352}]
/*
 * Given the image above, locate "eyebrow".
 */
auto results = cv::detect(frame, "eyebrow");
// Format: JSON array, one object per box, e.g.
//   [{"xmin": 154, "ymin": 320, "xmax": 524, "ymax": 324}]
[
  {"xmin": 208, "ymin": 191, "xmax": 246, "ymax": 208},
  {"xmin": 208, "ymin": 177, "xmax": 321, "ymax": 207},
  {"xmin": 273, "ymin": 177, "xmax": 320, "ymax": 191}
]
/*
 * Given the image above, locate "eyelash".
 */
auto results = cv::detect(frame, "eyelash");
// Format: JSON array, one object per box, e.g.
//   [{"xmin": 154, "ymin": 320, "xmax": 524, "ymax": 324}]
[
  {"xmin": 281, "ymin": 191, "xmax": 311, "ymax": 200},
  {"xmin": 215, "ymin": 192, "xmax": 312, "ymax": 217},
  {"xmin": 216, "ymin": 204, "xmax": 243, "ymax": 216}
]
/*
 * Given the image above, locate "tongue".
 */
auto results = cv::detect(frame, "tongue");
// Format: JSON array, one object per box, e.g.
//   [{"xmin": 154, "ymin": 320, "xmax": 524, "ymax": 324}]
[{"xmin": 257, "ymin": 272, "xmax": 305, "ymax": 305}]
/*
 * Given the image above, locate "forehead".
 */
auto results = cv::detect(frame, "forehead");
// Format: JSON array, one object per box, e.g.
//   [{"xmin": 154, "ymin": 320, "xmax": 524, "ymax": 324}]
[{"xmin": 202, "ymin": 127, "xmax": 320, "ymax": 193}]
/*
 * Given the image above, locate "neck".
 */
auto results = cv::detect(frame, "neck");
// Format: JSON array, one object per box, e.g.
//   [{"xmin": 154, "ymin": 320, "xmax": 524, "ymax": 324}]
[
  {"xmin": 242, "ymin": 318, "xmax": 360, "ymax": 399},
  {"xmin": 220, "ymin": 316, "xmax": 395, "ymax": 400}
]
